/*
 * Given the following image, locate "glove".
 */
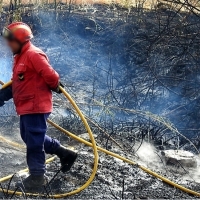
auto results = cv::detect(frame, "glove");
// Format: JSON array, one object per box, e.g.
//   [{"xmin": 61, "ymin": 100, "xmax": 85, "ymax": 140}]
[
  {"xmin": 52, "ymin": 82, "xmax": 64, "ymax": 94},
  {"xmin": 0, "ymin": 86, "xmax": 13, "ymax": 107}
]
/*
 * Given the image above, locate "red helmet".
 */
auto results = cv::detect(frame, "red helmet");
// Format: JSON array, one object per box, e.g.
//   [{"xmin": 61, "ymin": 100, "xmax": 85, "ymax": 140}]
[{"xmin": 1, "ymin": 22, "xmax": 33, "ymax": 43}]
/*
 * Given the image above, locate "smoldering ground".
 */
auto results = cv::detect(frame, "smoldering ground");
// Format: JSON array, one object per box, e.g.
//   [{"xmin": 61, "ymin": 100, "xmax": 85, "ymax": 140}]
[{"xmin": 0, "ymin": 3, "xmax": 200, "ymax": 198}]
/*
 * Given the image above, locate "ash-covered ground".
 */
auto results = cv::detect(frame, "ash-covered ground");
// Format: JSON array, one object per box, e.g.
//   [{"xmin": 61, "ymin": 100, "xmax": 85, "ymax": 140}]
[
  {"xmin": 1, "ymin": 125, "xmax": 200, "ymax": 199},
  {"xmin": 0, "ymin": 3, "xmax": 200, "ymax": 199}
]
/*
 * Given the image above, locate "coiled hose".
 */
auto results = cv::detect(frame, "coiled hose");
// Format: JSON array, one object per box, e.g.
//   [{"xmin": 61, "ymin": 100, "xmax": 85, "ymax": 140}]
[
  {"xmin": 0, "ymin": 81, "xmax": 200, "ymax": 198},
  {"xmin": 0, "ymin": 81, "xmax": 99, "ymax": 198}
]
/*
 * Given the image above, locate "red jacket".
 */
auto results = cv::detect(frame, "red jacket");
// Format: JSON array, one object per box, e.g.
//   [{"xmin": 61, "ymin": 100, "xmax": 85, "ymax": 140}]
[{"xmin": 12, "ymin": 42, "xmax": 59, "ymax": 115}]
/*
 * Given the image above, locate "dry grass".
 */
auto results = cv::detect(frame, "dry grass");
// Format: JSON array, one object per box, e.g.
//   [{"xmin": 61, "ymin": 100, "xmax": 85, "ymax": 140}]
[{"xmin": 0, "ymin": 0, "xmax": 200, "ymax": 15}]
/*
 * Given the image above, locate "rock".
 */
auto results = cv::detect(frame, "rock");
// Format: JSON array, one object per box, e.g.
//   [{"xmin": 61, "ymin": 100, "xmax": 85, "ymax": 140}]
[
  {"xmin": 161, "ymin": 150, "xmax": 197, "ymax": 168},
  {"xmin": 78, "ymin": 133, "xmax": 97, "ymax": 141}
]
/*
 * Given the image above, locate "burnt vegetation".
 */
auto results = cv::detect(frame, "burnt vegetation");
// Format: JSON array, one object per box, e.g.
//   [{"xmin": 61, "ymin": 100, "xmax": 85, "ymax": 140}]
[{"xmin": 0, "ymin": 0, "xmax": 200, "ymax": 198}]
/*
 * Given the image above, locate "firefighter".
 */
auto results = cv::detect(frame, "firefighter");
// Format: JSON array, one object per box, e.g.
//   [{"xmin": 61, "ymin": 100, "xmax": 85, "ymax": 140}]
[{"xmin": 0, "ymin": 22, "xmax": 77, "ymax": 190}]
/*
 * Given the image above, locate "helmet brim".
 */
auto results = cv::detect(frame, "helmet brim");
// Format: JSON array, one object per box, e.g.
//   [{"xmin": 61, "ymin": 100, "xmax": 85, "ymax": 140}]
[{"xmin": 1, "ymin": 27, "xmax": 14, "ymax": 41}]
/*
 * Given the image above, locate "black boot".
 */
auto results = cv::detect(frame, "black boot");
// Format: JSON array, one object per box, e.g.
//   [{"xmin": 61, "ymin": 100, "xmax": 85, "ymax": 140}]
[
  {"xmin": 16, "ymin": 175, "xmax": 47, "ymax": 192},
  {"xmin": 55, "ymin": 145, "xmax": 77, "ymax": 173}
]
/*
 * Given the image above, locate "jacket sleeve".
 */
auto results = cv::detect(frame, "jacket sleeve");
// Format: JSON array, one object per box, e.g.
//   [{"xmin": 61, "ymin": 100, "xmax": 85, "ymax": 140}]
[{"xmin": 30, "ymin": 52, "xmax": 60, "ymax": 89}]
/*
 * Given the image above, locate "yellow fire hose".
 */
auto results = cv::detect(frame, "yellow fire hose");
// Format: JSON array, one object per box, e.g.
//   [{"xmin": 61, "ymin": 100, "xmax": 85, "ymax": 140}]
[
  {"xmin": 0, "ymin": 156, "xmax": 56, "ymax": 183},
  {"xmin": 1, "ymin": 81, "xmax": 99, "ymax": 198},
  {"xmin": 0, "ymin": 135, "xmax": 25, "ymax": 149},
  {"xmin": 1, "ymin": 81, "xmax": 200, "ymax": 197}
]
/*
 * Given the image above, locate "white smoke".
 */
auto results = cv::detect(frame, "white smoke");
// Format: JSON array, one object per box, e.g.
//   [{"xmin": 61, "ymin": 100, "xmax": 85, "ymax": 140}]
[{"xmin": 136, "ymin": 141, "xmax": 160, "ymax": 167}]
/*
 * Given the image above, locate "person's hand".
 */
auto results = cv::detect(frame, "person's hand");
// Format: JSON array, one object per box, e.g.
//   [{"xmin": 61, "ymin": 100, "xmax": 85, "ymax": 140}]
[
  {"xmin": 0, "ymin": 99, "xmax": 5, "ymax": 107},
  {"xmin": 0, "ymin": 86, "xmax": 13, "ymax": 107},
  {"xmin": 53, "ymin": 82, "xmax": 64, "ymax": 94}
]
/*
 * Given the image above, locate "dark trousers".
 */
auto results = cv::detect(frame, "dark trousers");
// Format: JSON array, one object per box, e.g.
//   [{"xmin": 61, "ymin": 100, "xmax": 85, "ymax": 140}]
[{"xmin": 20, "ymin": 113, "xmax": 60, "ymax": 175}]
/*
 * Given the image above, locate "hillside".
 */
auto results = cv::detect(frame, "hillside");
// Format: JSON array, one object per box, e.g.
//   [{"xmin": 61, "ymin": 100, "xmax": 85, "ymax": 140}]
[{"xmin": 0, "ymin": 2, "xmax": 200, "ymax": 199}]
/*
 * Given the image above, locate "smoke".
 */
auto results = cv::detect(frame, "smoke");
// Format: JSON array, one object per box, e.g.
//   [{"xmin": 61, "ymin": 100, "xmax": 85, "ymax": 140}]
[
  {"xmin": 0, "ymin": 4, "xmax": 199, "ymax": 146},
  {"xmin": 136, "ymin": 142, "xmax": 160, "ymax": 167},
  {"xmin": 0, "ymin": 5, "xmax": 200, "ymax": 194},
  {"xmin": 0, "ymin": 7, "xmax": 199, "ymax": 141},
  {"xmin": 135, "ymin": 142, "xmax": 200, "ymax": 184},
  {"xmin": 182, "ymin": 156, "xmax": 200, "ymax": 183},
  {"xmin": 0, "ymin": 38, "xmax": 12, "ymax": 83}
]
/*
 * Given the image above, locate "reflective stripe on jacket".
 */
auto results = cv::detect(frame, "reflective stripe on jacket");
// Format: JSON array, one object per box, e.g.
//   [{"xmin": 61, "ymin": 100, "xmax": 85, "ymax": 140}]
[{"xmin": 12, "ymin": 42, "xmax": 59, "ymax": 115}]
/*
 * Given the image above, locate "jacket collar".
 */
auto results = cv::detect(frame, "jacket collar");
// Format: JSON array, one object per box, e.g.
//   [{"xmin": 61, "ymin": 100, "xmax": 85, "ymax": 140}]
[
  {"xmin": 20, "ymin": 41, "xmax": 31, "ymax": 54},
  {"xmin": 14, "ymin": 41, "xmax": 31, "ymax": 57}
]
